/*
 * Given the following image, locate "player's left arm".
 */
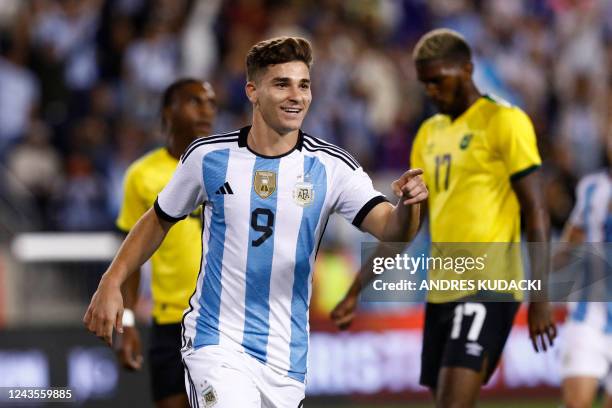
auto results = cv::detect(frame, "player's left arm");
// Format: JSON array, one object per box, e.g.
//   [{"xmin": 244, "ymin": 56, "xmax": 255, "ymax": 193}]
[
  {"xmin": 512, "ymin": 168, "xmax": 557, "ymax": 352},
  {"xmin": 496, "ymin": 107, "xmax": 557, "ymax": 352},
  {"xmin": 360, "ymin": 168, "xmax": 428, "ymax": 242},
  {"xmin": 331, "ymin": 169, "xmax": 428, "ymax": 329}
]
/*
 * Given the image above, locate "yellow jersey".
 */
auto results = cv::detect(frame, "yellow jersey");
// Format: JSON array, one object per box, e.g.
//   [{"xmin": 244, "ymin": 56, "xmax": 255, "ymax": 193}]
[
  {"xmin": 117, "ymin": 148, "xmax": 202, "ymax": 323},
  {"xmin": 410, "ymin": 95, "xmax": 541, "ymax": 302}
]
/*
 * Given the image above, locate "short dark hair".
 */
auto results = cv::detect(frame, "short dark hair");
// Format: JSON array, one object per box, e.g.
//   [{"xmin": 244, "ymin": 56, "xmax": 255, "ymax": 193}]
[
  {"xmin": 160, "ymin": 78, "xmax": 202, "ymax": 128},
  {"xmin": 413, "ymin": 28, "xmax": 471, "ymax": 64},
  {"xmin": 161, "ymin": 78, "xmax": 202, "ymax": 110},
  {"xmin": 246, "ymin": 36, "xmax": 313, "ymax": 82}
]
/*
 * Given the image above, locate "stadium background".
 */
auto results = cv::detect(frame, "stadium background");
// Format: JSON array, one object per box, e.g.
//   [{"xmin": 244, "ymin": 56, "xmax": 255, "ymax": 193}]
[{"xmin": 0, "ymin": 0, "xmax": 610, "ymax": 406}]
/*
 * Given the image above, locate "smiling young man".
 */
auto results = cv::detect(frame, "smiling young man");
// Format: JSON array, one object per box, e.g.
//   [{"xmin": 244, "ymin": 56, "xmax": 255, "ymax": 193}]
[
  {"xmin": 83, "ymin": 36, "xmax": 427, "ymax": 407},
  {"xmin": 115, "ymin": 78, "xmax": 216, "ymax": 408},
  {"xmin": 332, "ymin": 29, "xmax": 557, "ymax": 408}
]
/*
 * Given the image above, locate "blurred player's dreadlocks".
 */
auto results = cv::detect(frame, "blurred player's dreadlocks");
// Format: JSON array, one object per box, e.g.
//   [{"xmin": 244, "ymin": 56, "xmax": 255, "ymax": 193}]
[{"xmin": 412, "ymin": 28, "xmax": 471, "ymax": 64}]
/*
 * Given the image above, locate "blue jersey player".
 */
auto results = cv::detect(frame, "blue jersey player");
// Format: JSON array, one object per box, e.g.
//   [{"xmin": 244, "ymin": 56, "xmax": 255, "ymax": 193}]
[
  {"xmin": 558, "ymin": 159, "xmax": 612, "ymax": 408},
  {"xmin": 83, "ymin": 36, "xmax": 428, "ymax": 407}
]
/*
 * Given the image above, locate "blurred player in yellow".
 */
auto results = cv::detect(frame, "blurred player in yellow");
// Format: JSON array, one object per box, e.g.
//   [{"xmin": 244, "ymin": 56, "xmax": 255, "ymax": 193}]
[
  {"xmin": 332, "ymin": 29, "xmax": 557, "ymax": 407},
  {"xmin": 116, "ymin": 78, "xmax": 216, "ymax": 408}
]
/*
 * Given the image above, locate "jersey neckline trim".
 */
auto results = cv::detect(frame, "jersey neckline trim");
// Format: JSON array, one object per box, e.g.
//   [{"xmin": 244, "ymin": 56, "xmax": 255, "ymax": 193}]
[{"xmin": 237, "ymin": 125, "xmax": 304, "ymax": 159}]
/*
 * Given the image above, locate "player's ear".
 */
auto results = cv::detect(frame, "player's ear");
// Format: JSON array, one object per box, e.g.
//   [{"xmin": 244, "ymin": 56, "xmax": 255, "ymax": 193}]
[
  {"xmin": 245, "ymin": 81, "xmax": 258, "ymax": 104},
  {"xmin": 161, "ymin": 106, "xmax": 171, "ymax": 129},
  {"xmin": 462, "ymin": 61, "xmax": 474, "ymax": 77}
]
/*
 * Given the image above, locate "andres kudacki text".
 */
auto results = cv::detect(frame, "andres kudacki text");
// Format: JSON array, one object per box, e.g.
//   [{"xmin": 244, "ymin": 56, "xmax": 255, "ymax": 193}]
[
  {"xmin": 370, "ymin": 254, "xmax": 541, "ymax": 292},
  {"xmin": 371, "ymin": 279, "xmax": 541, "ymax": 291}
]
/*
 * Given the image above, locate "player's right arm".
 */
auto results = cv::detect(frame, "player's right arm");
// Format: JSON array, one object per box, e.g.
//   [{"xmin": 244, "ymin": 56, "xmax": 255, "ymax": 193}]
[
  {"xmin": 115, "ymin": 164, "xmax": 148, "ymax": 370},
  {"xmin": 83, "ymin": 209, "xmax": 174, "ymax": 346},
  {"xmin": 494, "ymin": 107, "xmax": 557, "ymax": 351},
  {"xmin": 84, "ymin": 147, "xmax": 206, "ymax": 346}
]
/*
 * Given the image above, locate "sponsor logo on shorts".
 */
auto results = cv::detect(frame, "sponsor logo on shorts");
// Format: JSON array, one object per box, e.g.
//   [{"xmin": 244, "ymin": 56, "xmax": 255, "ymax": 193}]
[{"xmin": 465, "ymin": 342, "xmax": 483, "ymax": 356}]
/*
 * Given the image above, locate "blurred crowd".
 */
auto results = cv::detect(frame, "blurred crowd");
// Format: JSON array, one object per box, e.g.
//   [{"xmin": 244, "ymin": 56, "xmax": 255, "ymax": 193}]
[{"xmin": 0, "ymin": 0, "xmax": 610, "ymax": 236}]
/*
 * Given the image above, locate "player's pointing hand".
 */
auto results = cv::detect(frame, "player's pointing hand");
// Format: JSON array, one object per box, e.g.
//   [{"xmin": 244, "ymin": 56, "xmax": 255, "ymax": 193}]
[
  {"xmin": 83, "ymin": 277, "xmax": 125, "ymax": 347},
  {"xmin": 391, "ymin": 168, "xmax": 428, "ymax": 205}
]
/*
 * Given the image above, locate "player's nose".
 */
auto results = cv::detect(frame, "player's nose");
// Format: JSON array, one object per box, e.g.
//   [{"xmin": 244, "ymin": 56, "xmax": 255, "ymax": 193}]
[
  {"xmin": 425, "ymin": 83, "xmax": 439, "ymax": 99},
  {"xmin": 287, "ymin": 84, "xmax": 302, "ymax": 101},
  {"xmin": 199, "ymin": 101, "xmax": 216, "ymax": 117}
]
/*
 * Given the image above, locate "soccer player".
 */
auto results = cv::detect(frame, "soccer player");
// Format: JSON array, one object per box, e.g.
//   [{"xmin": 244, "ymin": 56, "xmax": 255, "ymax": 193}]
[
  {"xmin": 332, "ymin": 29, "xmax": 557, "ymax": 407},
  {"xmin": 115, "ymin": 78, "xmax": 217, "ymax": 408},
  {"xmin": 83, "ymin": 36, "xmax": 428, "ymax": 408},
  {"xmin": 557, "ymin": 157, "xmax": 612, "ymax": 408}
]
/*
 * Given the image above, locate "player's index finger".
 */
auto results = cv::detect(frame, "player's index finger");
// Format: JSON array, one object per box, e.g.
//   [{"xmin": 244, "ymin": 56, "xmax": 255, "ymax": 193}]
[{"xmin": 404, "ymin": 168, "xmax": 424, "ymax": 178}]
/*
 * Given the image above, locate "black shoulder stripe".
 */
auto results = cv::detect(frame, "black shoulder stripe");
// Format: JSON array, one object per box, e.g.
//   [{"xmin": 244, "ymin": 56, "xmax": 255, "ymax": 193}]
[
  {"xmin": 181, "ymin": 135, "xmax": 239, "ymax": 163},
  {"xmin": 303, "ymin": 138, "xmax": 360, "ymax": 169},
  {"xmin": 181, "ymin": 131, "xmax": 239, "ymax": 162},
  {"xmin": 303, "ymin": 134, "xmax": 360, "ymax": 168},
  {"xmin": 305, "ymin": 135, "xmax": 361, "ymax": 167},
  {"xmin": 304, "ymin": 134, "xmax": 359, "ymax": 164},
  {"xmin": 303, "ymin": 144, "xmax": 358, "ymax": 170},
  {"xmin": 182, "ymin": 130, "xmax": 239, "ymax": 156}
]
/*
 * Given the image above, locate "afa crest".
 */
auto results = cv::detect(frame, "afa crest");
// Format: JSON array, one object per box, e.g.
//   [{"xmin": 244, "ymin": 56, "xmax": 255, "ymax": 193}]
[
  {"xmin": 293, "ymin": 174, "xmax": 314, "ymax": 206},
  {"xmin": 254, "ymin": 171, "xmax": 276, "ymax": 199},
  {"xmin": 293, "ymin": 179, "xmax": 314, "ymax": 207}
]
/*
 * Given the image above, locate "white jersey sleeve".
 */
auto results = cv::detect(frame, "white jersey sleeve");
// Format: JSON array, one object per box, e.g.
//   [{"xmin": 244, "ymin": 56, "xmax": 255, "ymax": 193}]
[
  {"xmin": 566, "ymin": 171, "xmax": 611, "ymax": 243},
  {"xmin": 569, "ymin": 180, "xmax": 587, "ymax": 228},
  {"xmin": 155, "ymin": 149, "xmax": 206, "ymax": 221},
  {"xmin": 333, "ymin": 164, "xmax": 387, "ymax": 230}
]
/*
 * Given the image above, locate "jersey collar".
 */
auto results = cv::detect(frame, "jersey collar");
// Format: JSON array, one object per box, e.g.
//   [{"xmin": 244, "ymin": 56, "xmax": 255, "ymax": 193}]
[{"xmin": 238, "ymin": 125, "xmax": 304, "ymax": 159}]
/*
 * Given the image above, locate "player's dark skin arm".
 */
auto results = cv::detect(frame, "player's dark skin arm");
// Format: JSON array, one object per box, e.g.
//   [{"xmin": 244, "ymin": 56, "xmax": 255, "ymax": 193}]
[
  {"xmin": 434, "ymin": 172, "xmax": 557, "ymax": 408},
  {"xmin": 511, "ymin": 169, "xmax": 558, "ymax": 352}
]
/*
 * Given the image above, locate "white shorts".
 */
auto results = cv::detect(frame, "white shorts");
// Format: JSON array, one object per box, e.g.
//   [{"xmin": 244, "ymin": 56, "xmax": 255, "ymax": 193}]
[
  {"xmin": 182, "ymin": 345, "xmax": 305, "ymax": 408},
  {"xmin": 560, "ymin": 320, "xmax": 612, "ymax": 393}
]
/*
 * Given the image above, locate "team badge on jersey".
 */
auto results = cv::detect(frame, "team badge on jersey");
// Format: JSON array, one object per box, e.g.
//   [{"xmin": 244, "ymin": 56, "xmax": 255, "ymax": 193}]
[
  {"xmin": 293, "ymin": 175, "xmax": 314, "ymax": 207},
  {"xmin": 254, "ymin": 171, "xmax": 276, "ymax": 199},
  {"xmin": 459, "ymin": 133, "xmax": 473, "ymax": 149}
]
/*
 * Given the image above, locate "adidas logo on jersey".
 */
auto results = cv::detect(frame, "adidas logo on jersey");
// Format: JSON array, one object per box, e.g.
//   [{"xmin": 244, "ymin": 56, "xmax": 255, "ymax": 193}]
[{"xmin": 215, "ymin": 182, "xmax": 234, "ymax": 195}]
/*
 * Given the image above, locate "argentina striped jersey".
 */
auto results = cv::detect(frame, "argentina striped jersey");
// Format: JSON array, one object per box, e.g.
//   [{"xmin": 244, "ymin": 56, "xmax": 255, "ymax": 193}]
[
  {"xmin": 566, "ymin": 170, "xmax": 612, "ymax": 333},
  {"xmin": 154, "ymin": 126, "xmax": 387, "ymax": 382}
]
